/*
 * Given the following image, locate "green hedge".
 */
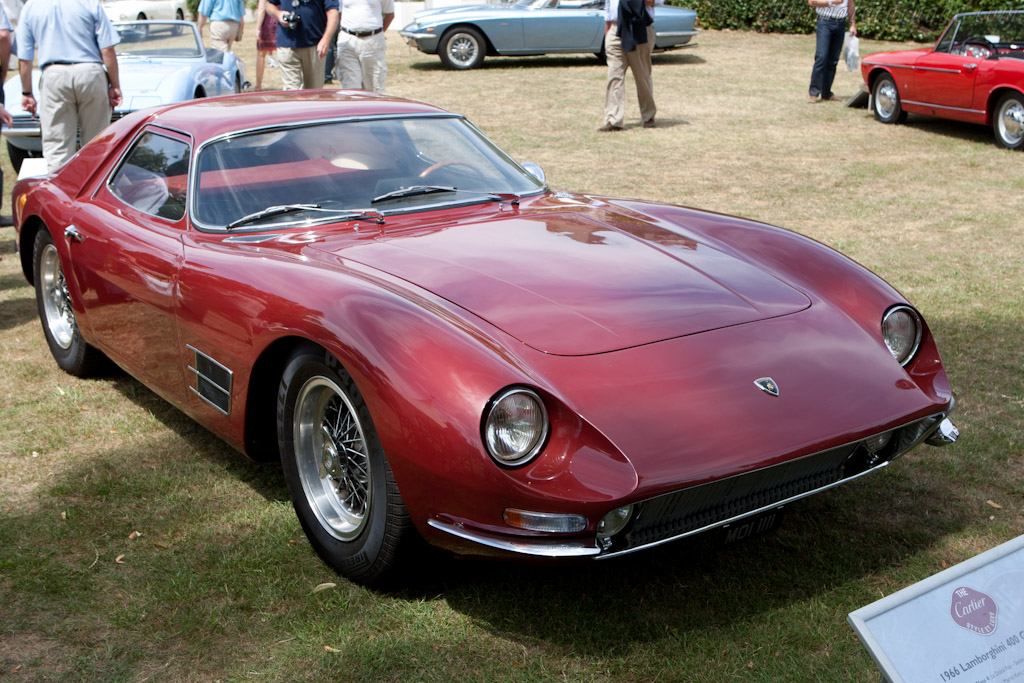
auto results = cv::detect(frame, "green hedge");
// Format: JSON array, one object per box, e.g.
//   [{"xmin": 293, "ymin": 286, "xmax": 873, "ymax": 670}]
[{"xmin": 675, "ymin": 0, "xmax": 1016, "ymax": 42}]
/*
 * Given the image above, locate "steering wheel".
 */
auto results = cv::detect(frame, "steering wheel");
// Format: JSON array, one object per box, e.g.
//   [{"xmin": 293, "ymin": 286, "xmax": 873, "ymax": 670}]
[
  {"xmin": 962, "ymin": 36, "xmax": 996, "ymax": 59},
  {"xmin": 418, "ymin": 160, "xmax": 483, "ymax": 179}
]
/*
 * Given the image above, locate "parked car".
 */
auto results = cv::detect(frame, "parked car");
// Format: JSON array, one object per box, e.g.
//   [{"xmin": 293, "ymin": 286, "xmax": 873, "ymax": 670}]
[
  {"xmin": 862, "ymin": 10, "xmax": 1024, "ymax": 149},
  {"xmin": 399, "ymin": 0, "xmax": 698, "ymax": 70},
  {"xmin": 12, "ymin": 91, "xmax": 958, "ymax": 585},
  {"xmin": 103, "ymin": 0, "xmax": 189, "ymax": 22},
  {"xmin": 2, "ymin": 20, "xmax": 246, "ymax": 171}
]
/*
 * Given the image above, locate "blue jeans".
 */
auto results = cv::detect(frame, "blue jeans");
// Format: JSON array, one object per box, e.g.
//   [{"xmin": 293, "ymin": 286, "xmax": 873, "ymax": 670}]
[{"xmin": 809, "ymin": 17, "xmax": 846, "ymax": 98}]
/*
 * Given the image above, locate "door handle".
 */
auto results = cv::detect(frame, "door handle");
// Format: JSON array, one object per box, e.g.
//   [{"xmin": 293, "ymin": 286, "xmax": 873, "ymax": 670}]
[
  {"xmin": 64, "ymin": 225, "xmax": 83, "ymax": 243},
  {"xmin": 963, "ymin": 63, "xmax": 977, "ymax": 72}
]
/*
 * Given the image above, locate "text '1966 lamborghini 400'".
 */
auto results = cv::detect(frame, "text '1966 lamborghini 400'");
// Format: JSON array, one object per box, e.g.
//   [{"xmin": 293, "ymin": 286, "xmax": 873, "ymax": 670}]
[
  {"xmin": 862, "ymin": 10, "xmax": 1024, "ymax": 149},
  {"xmin": 13, "ymin": 91, "xmax": 958, "ymax": 585}
]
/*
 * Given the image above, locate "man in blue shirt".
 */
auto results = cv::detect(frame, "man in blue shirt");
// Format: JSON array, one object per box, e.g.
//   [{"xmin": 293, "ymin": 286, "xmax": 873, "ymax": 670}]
[
  {"xmin": 266, "ymin": 0, "xmax": 339, "ymax": 89},
  {"xmin": 197, "ymin": 0, "xmax": 246, "ymax": 53},
  {"xmin": 0, "ymin": 3, "xmax": 14, "ymax": 226},
  {"xmin": 17, "ymin": 0, "xmax": 121, "ymax": 172}
]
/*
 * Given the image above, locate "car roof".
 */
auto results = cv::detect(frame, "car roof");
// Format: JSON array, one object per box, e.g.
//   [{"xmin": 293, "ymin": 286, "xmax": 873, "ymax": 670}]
[{"xmin": 136, "ymin": 90, "xmax": 457, "ymax": 143}]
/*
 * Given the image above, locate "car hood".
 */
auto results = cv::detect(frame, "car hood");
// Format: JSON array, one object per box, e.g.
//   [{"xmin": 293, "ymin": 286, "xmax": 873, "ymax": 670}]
[
  {"xmin": 412, "ymin": 3, "xmax": 517, "ymax": 22},
  {"xmin": 2, "ymin": 63, "xmax": 187, "ymax": 118},
  {"xmin": 329, "ymin": 207, "xmax": 811, "ymax": 356}
]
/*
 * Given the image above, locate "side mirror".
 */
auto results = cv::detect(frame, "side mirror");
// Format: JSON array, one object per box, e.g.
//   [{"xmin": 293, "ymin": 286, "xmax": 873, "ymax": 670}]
[{"xmin": 521, "ymin": 161, "xmax": 546, "ymax": 184}]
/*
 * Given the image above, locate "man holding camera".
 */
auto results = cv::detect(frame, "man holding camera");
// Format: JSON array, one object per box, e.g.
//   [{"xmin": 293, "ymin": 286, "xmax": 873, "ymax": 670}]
[{"xmin": 267, "ymin": 0, "xmax": 339, "ymax": 89}]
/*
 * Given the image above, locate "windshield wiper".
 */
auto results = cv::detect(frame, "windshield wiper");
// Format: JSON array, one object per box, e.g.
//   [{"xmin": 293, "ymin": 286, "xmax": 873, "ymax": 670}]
[
  {"xmin": 371, "ymin": 185, "xmax": 457, "ymax": 204},
  {"xmin": 226, "ymin": 204, "xmax": 387, "ymax": 230},
  {"xmin": 227, "ymin": 203, "xmax": 323, "ymax": 230}
]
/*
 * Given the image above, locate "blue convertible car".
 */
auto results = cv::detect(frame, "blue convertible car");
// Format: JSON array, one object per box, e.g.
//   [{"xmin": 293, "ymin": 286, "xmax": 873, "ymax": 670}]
[
  {"xmin": 400, "ymin": 0, "xmax": 698, "ymax": 70},
  {"xmin": 3, "ymin": 20, "xmax": 247, "ymax": 170}
]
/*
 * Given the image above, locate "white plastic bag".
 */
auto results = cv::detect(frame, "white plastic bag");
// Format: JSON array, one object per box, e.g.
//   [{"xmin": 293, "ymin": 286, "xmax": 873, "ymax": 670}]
[{"xmin": 843, "ymin": 33, "xmax": 860, "ymax": 72}]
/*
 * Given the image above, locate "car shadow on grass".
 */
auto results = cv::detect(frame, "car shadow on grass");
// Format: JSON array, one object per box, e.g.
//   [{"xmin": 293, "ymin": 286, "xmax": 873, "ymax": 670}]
[
  {"xmin": 862, "ymin": 113, "xmax": 996, "ymax": 147},
  {"xmin": 407, "ymin": 52, "xmax": 705, "ymax": 72},
  {"xmin": 103, "ymin": 371, "xmax": 288, "ymax": 504},
  {"xmin": 391, "ymin": 460, "xmax": 965, "ymax": 653}
]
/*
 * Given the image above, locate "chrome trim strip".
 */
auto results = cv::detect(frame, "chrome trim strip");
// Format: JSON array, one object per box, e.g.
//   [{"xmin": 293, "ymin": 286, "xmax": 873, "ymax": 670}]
[
  {"xmin": 902, "ymin": 99, "xmax": 985, "ymax": 115},
  {"xmin": 864, "ymin": 62, "xmax": 914, "ymax": 70},
  {"xmin": 656, "ymin": 30, "xmax": 699, "ymax": 37},
  {"xmin": 915, "ymin": 66, "xmax": 964, "ymax": 74},
  {"xmin": 223, "ymin": 233, "xmax": 284, "ymax": 243},
  {"xmin": 427, "ymin": 519, "xmax": 600, "ymax": 557}
]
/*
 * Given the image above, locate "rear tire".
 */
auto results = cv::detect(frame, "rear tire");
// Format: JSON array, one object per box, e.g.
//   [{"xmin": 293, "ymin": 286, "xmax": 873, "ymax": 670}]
[
  {"xmin": 872, "ymin": 74, "xmax": 907, "ymax": 124},
  {"xmin": 439, "ymin": 27, "xmax": 486, "ymax": 70},
  {"xmin": 7, "ymin": 141, "xmax": 43, "ymax": 173},
  {"xmin": 277, "ymin": 343, "xmax": 415, "ymax": 585},
  {"xmin": 993, "ymin": 92, "xmax": 1024, "ymax": 150},
  {"xmin": 33, "ymin": 229, "xmax": 105, "ymax": 377}
]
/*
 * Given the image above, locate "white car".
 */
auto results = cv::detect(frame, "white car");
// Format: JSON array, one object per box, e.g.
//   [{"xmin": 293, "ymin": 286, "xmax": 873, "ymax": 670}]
[{"xmin": 103, "ymin": 0, "xmax": 188, "ymax": 23}]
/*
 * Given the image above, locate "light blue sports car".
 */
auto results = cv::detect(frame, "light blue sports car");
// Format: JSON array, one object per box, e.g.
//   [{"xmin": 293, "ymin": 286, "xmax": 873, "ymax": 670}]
[
  {"xmin": 400, "ymin": 0, "xmax": 698, "ymax": 70},
  {"xmin": 2, "ymin": 20, "xmax": 247, "ymax": 170}
]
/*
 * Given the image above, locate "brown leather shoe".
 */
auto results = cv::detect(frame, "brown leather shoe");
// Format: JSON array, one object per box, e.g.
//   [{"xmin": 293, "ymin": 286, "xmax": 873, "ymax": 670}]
[
  {"xmin": 597, "ymin": 123, "xmax": 623, "ymax": 132},
  {"xmin": 642, "ymin": 118, "xmax": 656, "ymax": 128}
]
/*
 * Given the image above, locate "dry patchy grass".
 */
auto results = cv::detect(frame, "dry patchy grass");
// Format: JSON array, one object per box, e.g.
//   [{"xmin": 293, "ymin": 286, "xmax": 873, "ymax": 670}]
[{"xmin": 0, "ymin": 26, "xmax": 1022, "ymax": 682}]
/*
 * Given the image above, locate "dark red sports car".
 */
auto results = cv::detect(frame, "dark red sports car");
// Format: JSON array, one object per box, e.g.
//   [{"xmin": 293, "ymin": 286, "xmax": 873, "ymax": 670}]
[
  {"xmin": 13, "ymin": 91, "xmax": 958, "ymax": 585},
  {"xmin": 862, "ymin": 10, "xmax": 1024, "ymax": 149}
]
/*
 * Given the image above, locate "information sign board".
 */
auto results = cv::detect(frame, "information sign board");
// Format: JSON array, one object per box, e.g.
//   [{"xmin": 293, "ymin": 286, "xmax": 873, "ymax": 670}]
[{"xmin": 849, "ymin": 534, "xmax": 1024, "ymax": 683}]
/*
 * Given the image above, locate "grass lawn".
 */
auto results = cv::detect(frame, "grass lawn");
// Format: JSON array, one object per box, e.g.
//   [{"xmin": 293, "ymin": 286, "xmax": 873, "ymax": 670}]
[{"xmin": 1, "ymin": 26, "xmax": 1022, "ymax": 681}]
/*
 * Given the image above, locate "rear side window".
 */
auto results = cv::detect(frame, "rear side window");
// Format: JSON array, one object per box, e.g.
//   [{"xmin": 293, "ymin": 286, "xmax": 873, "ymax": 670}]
[{"xmin": 109, "ymin": 132, "xmax": 191, "ymax": 221}]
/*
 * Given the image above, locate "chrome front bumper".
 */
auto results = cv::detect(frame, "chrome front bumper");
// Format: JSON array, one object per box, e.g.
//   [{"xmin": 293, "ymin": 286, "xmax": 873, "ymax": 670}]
[{"xmin": 428, "ymin": 413, "xmax": 960, "ymax": 560}]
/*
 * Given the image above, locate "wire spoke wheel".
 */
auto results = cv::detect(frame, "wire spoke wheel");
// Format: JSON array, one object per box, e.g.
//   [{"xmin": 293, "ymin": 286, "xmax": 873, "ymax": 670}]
[
  {"xmin": 278, "ymin": 343, "xmax": 415, "ymax": 585},
  {"xmin": 38, "ymin": 242, "xmax": 76, "ymax": 350},
  {"xmin": 294, "ymin": 376, "xmax": 372, "ymax": 541}
]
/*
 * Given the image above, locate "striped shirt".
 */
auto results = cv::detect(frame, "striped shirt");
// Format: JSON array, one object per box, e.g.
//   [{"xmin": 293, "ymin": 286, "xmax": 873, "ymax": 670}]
[{"xmin": 816, "ymin": 0, "xmax": 848, "ymax": 20}]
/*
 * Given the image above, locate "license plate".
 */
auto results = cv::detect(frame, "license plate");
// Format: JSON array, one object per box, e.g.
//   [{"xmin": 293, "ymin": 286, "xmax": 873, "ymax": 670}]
[{"xmin": 718, "ymin": 508, "xmax": 785, "ymax": 545}]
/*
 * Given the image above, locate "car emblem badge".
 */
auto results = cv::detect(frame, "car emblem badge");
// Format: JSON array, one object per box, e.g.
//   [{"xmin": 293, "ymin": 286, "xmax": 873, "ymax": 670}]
[{"xmin": 754, "ymin": 377, "xmax": 780, "ymax": 397}]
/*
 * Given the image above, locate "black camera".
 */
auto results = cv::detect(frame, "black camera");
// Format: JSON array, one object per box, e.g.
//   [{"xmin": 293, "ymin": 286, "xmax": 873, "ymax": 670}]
[{"xmin": 282, "ymin": 12, "xmax": 301, "ymax": 29}]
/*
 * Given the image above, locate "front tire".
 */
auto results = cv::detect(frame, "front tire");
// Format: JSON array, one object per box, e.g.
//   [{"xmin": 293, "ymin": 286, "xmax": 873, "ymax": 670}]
[
  {"xmin": 872, "ymin": 74, "xmax": 907, "ymax": 124},
  {"xmin": 278, "ymin": 343, "xmax": 414, "ymax": 585},
  {"xmin": 33, "ymin": 230, "xmax": 104, "ymax": 376},
  {"xmin": 439, "ymin": 27, "xmax": 486, "ymax": 70},
  {"xmin": 993, "ymin": 92, "xmax": 1024, "ymax": 150}
]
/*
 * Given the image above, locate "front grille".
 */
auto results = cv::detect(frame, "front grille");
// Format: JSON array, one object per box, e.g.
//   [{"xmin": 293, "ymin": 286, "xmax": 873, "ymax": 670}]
[{"xmin": 606, "ymin": 414, "xmax": 944, "ymax": 555}]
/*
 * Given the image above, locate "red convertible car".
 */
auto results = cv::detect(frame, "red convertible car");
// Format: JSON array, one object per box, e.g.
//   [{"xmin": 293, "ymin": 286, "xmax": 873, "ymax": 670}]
[
  {"xmin": 862, "ymin": 10, "xmax": 1024, "ymax": 149},
  {"xmin": 13, "ymin": 92, "xmax": 958, "ymax": 585}
]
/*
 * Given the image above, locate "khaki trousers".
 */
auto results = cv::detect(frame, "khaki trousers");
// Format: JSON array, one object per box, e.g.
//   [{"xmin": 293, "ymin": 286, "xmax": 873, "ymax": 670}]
[
  {"xmin": 336, "ymin": 31, "xmax": 387, "ymax": 93},
  {"xmin": 39, "ymin": 62, "xmax": 111, "ymax": 173},
  {"xmin": 603, "ymin": 23, "xmax": 656, "ymax": 127},
  {"xmin": 278, "ymin": 46, "xmax": 326, "ymax": 90},
  {"xmin": 209, "ymin": 20, "xmax": 240, "ymax": 52}
]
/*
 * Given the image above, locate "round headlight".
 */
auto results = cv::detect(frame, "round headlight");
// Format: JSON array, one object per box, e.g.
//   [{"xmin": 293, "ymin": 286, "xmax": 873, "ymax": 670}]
[
  {"xmin": 483, "ymin": 387, "xmax": 549, "ymax": 467},
  {"xmin": 882, "ymin": 306, "xmax": 922, "ymax": 366}
]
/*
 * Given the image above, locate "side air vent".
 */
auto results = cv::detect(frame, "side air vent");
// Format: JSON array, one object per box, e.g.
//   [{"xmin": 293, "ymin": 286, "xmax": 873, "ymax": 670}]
[{"xmin": 187, "ymin": 345, "xmax": 233, "ymax": 415}]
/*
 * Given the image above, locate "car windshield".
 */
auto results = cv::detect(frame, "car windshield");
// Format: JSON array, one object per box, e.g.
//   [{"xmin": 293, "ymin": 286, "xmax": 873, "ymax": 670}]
[
  {"xmin": 513, "ymin": 0, "xmax": 553, "ymax": 9},
  {"xmin": 192, "ymin": 116, "xmax": 546, "ymax": 229},
  {"xmin": 937, "ymin": 11, "xmax": 1024, "ymax": 59},
  {"xmin": 113, "ymin": 22, "xmax": 203, "ymax": 58}
]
